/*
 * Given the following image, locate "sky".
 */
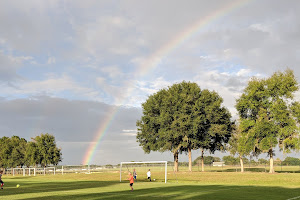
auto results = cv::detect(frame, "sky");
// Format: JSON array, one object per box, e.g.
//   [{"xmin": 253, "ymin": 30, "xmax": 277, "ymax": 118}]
[{"xmin": 1, "ymin": 0, "xmax": 300, "ymax": 165}]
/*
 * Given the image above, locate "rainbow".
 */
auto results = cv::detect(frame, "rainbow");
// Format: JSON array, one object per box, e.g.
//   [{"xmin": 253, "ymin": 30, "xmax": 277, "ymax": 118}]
[{"xmin": 83, "ymin": 0, "xmax": 252, "ymax": 165}]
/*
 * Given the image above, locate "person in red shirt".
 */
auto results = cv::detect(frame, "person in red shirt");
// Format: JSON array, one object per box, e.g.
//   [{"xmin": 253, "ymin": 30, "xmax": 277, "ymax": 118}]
[{"xmin": 128, "ymin": 172, "xmax": 134, "ymax": 191}]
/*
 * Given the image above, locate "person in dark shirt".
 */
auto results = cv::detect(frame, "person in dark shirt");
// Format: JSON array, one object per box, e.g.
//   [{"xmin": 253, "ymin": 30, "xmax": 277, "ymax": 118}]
[{"xmin": 0, "ymin": 170, "xmax": 4, "ymax": 190}]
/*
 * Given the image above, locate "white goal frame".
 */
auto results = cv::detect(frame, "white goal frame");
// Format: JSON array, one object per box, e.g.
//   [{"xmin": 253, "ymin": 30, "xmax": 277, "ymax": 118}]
[{"xmin": 120, "ymin": 161, "xmax": 167, "ymax": 183}]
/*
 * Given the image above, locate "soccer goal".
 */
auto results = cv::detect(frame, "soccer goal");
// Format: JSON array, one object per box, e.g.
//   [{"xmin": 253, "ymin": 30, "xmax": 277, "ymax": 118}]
[{"xmin": 120, "ymin": 161, "xmax": 167, "ymax": 183}]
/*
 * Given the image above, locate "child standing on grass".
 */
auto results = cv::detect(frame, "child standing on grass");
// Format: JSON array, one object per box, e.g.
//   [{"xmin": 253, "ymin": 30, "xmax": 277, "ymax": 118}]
[
  {"xmin": 128, "ymin": 172, "xmax": 134, "ymax": 191},
  {"xmin": 0, "ymin": 170, "xmax": 4, "ymax": 190},
  {"xmin": 133, "ymin": 169, "xmax": 137, "ymax": 181},
  {"xmin": 147, "ymin": 169, "xmax": 151, "ymax": 182}
]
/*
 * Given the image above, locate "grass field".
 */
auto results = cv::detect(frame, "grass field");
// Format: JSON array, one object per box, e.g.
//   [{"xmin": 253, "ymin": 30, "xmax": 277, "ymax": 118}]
[{"xmin": 2, "ymin": 171, "xmax": 300, "ymax": 200}]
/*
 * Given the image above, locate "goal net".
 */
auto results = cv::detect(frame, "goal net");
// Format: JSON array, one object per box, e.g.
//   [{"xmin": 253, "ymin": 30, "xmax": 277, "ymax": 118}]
[{"xmin": 120, "ymin": 161, "xmax": 167, "ymax": 183}]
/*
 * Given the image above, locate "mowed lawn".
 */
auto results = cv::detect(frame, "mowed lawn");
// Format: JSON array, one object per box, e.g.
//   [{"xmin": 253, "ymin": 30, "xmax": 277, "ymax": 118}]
[{"xmin": 2, "ymin": 171, "xmax": 300, "ymax": 200}]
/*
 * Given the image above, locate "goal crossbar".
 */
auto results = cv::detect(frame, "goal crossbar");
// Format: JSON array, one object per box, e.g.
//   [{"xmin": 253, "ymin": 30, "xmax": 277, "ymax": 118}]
[{"xmin": 120, "ymin": 161, "xmax": 167, "ymax": 183}]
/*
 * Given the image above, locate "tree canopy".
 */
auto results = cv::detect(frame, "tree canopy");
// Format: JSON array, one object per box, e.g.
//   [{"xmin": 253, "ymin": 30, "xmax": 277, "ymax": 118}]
[
  {"xmin": 136, "ymin": 81, "xmax": 232, "ymax": 171},
  {"xmin": 0, "ymin": 133, "xmax": 62, "ymax": 169},
  {"xmin": 236, "ymin": 69, "xmax": 300, "ymax": 173}
]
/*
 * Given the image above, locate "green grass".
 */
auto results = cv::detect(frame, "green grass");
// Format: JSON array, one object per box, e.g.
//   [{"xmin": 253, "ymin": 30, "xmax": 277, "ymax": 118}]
[{"xmin": 2, "ymin": 171, "xmax": 300, "ymax": 199}]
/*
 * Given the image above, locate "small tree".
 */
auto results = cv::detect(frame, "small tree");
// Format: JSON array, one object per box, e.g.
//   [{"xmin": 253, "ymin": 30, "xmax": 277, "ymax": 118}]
[
  {"xmin": 223, "ymin": 155, "xmax": 239, "ymax": 165},
  {"xmin": 193, "ymin": 156, "xmax": 221, "ymax": 165},
  {"xmin": 228, "ymin": 123, "xmax": 254, "ymax": 172},
  {"xmin": 258, "ymin": 158, "xmax": 268, "ymax": 165},
  {"xmin": 282, "ymin": 157, "xmax": 300, "ymax": 166}
]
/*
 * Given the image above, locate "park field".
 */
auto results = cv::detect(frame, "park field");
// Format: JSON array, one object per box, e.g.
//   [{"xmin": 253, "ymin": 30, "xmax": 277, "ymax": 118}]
[{"xmin": 2, "ymin": 171, "xmax": 300, "ymax": 200}]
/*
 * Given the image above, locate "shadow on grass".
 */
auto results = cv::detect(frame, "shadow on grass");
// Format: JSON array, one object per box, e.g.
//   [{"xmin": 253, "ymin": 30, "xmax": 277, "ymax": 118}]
[
  {"xmin": 3, "ymin": 176, "xmax": 40, "ymax": 179},
  {"xmin": 8, "ymin": 184, "xmax": 300, "ymax": 200},
  {"xmin": 1, "ymin": 180, "xmax": 119, "ymax": 197},
  {"xmin": 215, "ymin": 168, "xmax": 300, "ymax": 173},
  {"xmin": 277, "ymin": 170, "xmax": 300, "ymax": 173},
  {"xmin": 217, "ymin": 168, "xmax": 267, "ymax": 173}
]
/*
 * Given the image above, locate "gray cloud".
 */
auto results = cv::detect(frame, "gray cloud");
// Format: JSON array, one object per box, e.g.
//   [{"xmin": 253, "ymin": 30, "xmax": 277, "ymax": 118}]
[
  {"xmin": 0, "ymin": 96, "xmax": 144, "ymax": 164},
  {"xmin": 0, "ymin": 52, "xmax": 22, "ymax": 82}
]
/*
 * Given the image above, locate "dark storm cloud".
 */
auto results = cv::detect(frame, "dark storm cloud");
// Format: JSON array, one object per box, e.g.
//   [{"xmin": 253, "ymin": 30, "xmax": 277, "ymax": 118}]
[
  {"xmin": 0, "ymin": 96, "xmax": 142, "ymax": 141},
  {"xmin": 0, "ymin": 96, "xmax": 144, "ymax": 164}
]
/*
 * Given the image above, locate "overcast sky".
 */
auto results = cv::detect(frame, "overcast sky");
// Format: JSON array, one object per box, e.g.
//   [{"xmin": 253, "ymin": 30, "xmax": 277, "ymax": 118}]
[{"xmin": 1, "ymin": 0, "xmax": 300, "ymax": 165}]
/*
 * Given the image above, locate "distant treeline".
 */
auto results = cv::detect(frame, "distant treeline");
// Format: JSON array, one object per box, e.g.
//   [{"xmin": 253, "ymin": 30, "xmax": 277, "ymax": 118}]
[
  {"xmin": 167, "ymin": 156, "xmax": 300, "ymax": 166},
  {"xmin": 0, "ymin": 133, "xmax": 62, "ymax": 168}
]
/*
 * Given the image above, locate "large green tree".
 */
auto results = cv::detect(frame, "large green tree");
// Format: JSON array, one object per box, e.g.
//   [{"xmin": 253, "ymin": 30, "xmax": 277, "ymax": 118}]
[
  {"xmin": 0, "ymin": 136, "xmax": 27, "ymax": 168},
  {"xmin": 194, "ymin": 89, "xmax": 232, "ymax": 172},
  {"xmin": 33, "ymin": 133, "xmax": 62, "ymax": 167},
  {"xmin": 236, "ymin": 69, "xmax": 300, "ymax": 173},
  {"xmin": 136, "ymin": 81, "xmax": 232, "ymax": 172},
  {"xmin": 0, "ymin": 136, "xmax": 12, "ymax": 169}
]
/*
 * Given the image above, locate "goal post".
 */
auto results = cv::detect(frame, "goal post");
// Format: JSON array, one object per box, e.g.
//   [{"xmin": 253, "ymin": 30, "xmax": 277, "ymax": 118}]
[{"xmin": 120, "ymin": 161, "xmax": 167, "ymax": 183}]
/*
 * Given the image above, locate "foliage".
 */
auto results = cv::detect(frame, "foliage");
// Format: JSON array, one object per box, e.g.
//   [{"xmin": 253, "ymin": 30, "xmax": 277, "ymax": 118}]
[
  {"xmin": 222, "ymin": 155, "xmax": 239, "ymax": 165},
  {"xmin": 282, "ymin": 157, "xmax": 300, "ymax": 166},
  {"xmin": 193, "ymin": 156, "xmax": 221, "ymax": 165},
  {"xmin": 136, "ymin": 81, "xmax": 233, "ymax": 171},
  {"xmin": 25, "ymin": 141, "xmax": 39, "ymax": 167},
  {"xmin": 236, "ymin": 69, "xmax": 300, "ymax": 172},
  {"xmin": 0, "ymin": 136, "xmax": 27, "ymax": 168},
  {"xmin": 228, "ymin": 123, "xmax": 254, "ymax": 156},
  {"xmin": 33, "ymin": 133, "xmax": 62, "ymax": 167},
  {"xmin": 258, "ymin": 158, "xmax": 268, "ymax": 164},
  {"xmin": 0, "ymin": 133, "xmax": 62, "ymax": 168}
]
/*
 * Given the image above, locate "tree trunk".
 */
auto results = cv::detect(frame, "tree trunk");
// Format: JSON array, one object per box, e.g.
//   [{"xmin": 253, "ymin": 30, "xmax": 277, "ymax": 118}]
[
  {"xmin": 239, "ymin": 155, "xmax": 244, "ymax": 173},
  {"xmin": 174, "ymin": 151, "xmax": 179, "ymax": 172},
  {"xmin": 188, "ymin": 148, "xmax": 192, "ymax": 172},
  {"xmin": 269, "ymin": 149, "xmax": 274, "ymax": 173},
  {"xmin": 201, "ymin": 149, "xmax": 204, "ymax": 172}
]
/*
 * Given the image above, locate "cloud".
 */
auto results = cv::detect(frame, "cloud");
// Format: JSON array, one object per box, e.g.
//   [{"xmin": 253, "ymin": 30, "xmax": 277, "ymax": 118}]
[
  {"xmin": 0, "ymin": 49, "xmax": 35, "ymax": 83},
  {"xmin": 0, "ymin": 74, "xmax": 100, "ymax": 101},
  {"xmin": 122, "ymin": 129, "xmax": 137, "ymax": 132},
  {"xmin": 47, "ymin": 56, "xmax": 56, "ymax": 64},
  {"xmin": 0, "ymin": 96, "xmax": 143, "ymax": 164}
]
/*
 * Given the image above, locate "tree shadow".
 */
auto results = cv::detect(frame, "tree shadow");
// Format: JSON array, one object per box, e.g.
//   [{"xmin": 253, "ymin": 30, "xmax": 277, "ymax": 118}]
[
  {"xmin": 1, "ymin": 180, "xmax": 119, "ymax": 196},
  {"xmin": 3, "ymin": 176, "xmax": 37, "ymax": 179},
  {"xmin": 219, "ymin": 168, "xmax": 267, "ymax": 172},
  {"xmin": 13, "ymin": 184, "xmax": 300, "ymax": 200},
  {"xmin": 277, "ymin": 170, "xmax": 300, "ymax": 173}
]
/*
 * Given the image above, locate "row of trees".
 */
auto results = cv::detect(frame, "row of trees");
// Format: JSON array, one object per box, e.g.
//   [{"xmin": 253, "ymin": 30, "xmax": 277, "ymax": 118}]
[
  {"xmin": 222, "ymin": 156, "xmax": 300, "ymax": 166},
  {"xmin": 0, "ymin": 133, "xmax": 62, "ymax": 169},
  {"xmin": 136, "ymin": 69, "xmax": 300, "ymax": 173}
]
